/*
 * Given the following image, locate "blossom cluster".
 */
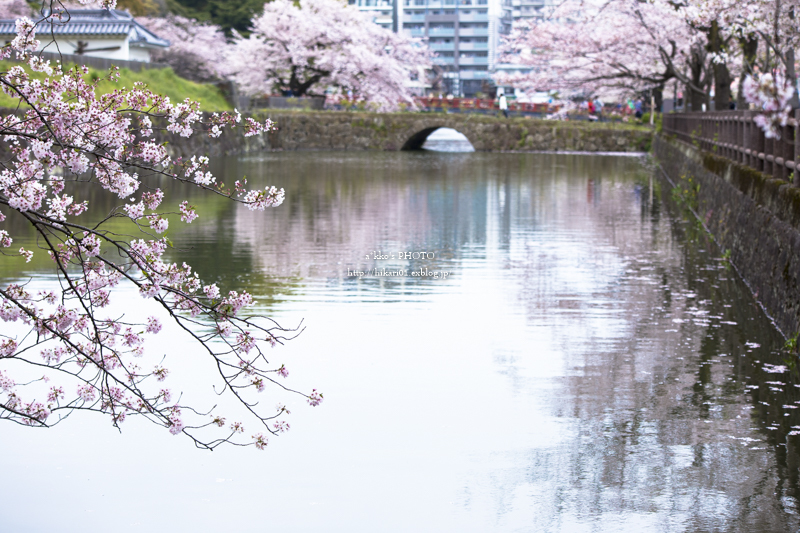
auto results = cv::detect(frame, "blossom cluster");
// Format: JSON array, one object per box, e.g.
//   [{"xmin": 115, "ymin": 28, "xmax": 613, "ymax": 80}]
[
  {"xmin": 743, "ymin": 70, "xmax": 796, "ymax": 138},
  {"xmin": 225, "ymin": 0, "xmax": 433, "ymax": 112},
  {"xmin": 498, "ymin": 0, "xmax": 800, "ymax": 139},
  {"xmin": 0, "ymin": 2, "xmax": 322, "ymax": 450}
]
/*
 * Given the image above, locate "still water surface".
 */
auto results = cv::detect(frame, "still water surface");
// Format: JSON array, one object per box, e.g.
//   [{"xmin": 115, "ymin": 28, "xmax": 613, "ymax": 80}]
[{"xmin": 2, "ymin": 152, "xmax": 800, "ymax": 532}]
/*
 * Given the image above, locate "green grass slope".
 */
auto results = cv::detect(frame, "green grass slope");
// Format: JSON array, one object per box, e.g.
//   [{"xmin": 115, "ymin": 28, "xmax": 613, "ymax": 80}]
[{"xmin": 0, "ymin": 60, "xmax": 231, "ymax": 112}]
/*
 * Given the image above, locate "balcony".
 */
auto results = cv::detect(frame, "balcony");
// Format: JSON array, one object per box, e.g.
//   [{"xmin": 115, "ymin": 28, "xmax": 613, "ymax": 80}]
[
  {"xmin": 459, "ymin": 69, "xmax": 490, "ymax": 79},
  {"xmin": 357, "ymin": 0, "xmax": 393, "ymax": 6},
  {"xmin": 429, "ymin": 27, "xmax": 456, "ymax": 36},
  {"xmin": 458, "ymin": 41, "xmax": 488, "ymax": 51},
  {"xmin": 405, "ymin": 28, "xmax": 426, "ymax": 36},
  {"xmin": 458, "ymin": 12, "xmax": 489, "ymax": 21},
  {"xmin": 458, "ymin": 27, "xmax": 489, "ymax": 36},
  {"xmin": 458, "ymin": 56, "xmax": 489, "ymax": 66},
  {"xmin": 429, "ymin": 41, "xmax": 457, "ymax": 51},
  {"xmin": 403, "ymin": 13, "xmax": 426, "ymax": 21},
  {"xmin": 433, "ymin": 56, "xmax": 456, "ymax": 65}
]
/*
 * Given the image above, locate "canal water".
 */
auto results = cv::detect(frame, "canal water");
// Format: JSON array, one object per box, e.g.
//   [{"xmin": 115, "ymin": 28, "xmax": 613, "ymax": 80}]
[{"xmin": 1, "ymin": 152, "xmax": 800, "ymax": 532}]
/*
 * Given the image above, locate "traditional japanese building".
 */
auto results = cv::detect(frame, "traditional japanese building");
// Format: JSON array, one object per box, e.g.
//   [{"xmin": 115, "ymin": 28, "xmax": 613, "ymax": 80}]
[{"xmin": 0, "ymin": 9, "xmax": 169, "ymax": 62}]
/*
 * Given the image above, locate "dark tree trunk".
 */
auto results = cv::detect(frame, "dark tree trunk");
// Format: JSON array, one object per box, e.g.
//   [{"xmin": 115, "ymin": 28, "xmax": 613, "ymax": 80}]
[
  {"xmin": 737, "ymin": 34, "xmax": 758, "ymax": 109},
  {"xmin": 788, "ymin": 9, "xmax": 799, "ymax": 108},
  {"xmin": 688, "ymin": 43, "xmax": 707, "ymax": 111},
  {"xmin": 653, "ymin": 86, "xmax": 664, "ymax": 112},
  {"xmin": 710, "ymin": 21, "xmax": 732, "ymax": 110},
  {"xmin": 788, "ymin": 48, "xmax": 799, "ymax": 108}
]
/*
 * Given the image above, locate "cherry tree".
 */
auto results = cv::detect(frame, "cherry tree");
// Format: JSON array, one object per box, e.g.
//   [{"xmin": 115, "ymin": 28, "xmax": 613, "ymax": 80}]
[
  {"xmin": 691, "ymin": 0, "xmax": 800, "ymax": 120},
  {"xmin": 0, "ymin": 0, "xmax": 322, "ymax": 450},
  {"xmin": 139, "ymin": 14, "xmax": 230, "ymax": 83},
  {"xmin": 0, "ymin": 0, "xmax": 31, "ymax": 19},
  {"xmin": 496, "ymin": 0, "xmax": 698, "ymax": 102},
  {"xmin": 227, "ymin": 0, "xmax": 432, "ymax": 111}
]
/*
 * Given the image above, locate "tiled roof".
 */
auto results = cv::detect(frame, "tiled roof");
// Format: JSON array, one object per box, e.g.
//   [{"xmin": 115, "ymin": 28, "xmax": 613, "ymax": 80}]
[{"xmin": 0, "ymin": 9, "xmax": 169, "ymax": 48}]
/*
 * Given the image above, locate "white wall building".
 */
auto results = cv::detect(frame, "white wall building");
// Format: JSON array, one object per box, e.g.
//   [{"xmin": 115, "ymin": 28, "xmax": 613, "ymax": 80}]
[{"xmin": 0, "ymin": 9, "xmax": 169, "ymax": 62}]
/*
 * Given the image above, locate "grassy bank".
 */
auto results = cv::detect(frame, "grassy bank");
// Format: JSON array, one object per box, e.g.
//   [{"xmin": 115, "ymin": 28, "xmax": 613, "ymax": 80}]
[{"xmin": 0, "ymin": 60, "xmax": 231, "ymax": 112}]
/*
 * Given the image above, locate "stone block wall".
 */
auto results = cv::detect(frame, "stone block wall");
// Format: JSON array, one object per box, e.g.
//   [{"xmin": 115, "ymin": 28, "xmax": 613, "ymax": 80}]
[
  {"xmin": 654, "ymin": 134, "xmax": 800, "ymax": 337},
  {"xmin": 155, "ymin": 110, "xmax": 653, "ymax": 158}
]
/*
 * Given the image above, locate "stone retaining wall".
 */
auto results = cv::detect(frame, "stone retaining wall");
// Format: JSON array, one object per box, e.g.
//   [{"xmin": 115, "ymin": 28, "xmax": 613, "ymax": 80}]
[{"xmin": 653, "ymin": 134, "xmax": 800, "ymax": 336}]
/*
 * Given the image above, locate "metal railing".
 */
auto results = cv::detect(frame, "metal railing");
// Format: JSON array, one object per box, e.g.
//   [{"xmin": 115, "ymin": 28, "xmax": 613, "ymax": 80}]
[{"xmin": 662, "ymin": 110, "xmax": 800, "ymax": 185}]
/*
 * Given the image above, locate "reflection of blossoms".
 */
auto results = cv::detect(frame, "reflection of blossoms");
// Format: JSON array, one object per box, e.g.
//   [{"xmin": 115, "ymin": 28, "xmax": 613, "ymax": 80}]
[{"xmin": 743, "ymin": 70, "xmax": 795, "ymax": 139}]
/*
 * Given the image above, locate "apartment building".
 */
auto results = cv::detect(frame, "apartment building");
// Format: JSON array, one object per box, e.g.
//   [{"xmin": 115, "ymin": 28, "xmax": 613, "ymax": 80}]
[
  {"xmin": 349, "ymin": 0, "xmax": 512, "ymax": 97},
  {"xmin": 510, "ymin": 0, "xmax": 550, "ymax": 20},
  {"xmin": 351, "ymin": 0, "xmax": 397, "ymax": 30}
]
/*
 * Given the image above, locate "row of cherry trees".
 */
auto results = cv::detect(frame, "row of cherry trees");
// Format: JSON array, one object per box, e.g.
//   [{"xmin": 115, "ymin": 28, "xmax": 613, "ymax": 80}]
[
  {"xmin": 0, "ymin": 0, "xmax": 431, "ymax": 110},
  {"xmin": 140, "ymin": 0, "xmax": 431, "ymax": 110},
  {"xmin": 0, "ymin": 0, "xmax": 328, "ymax": 450},
  {"xmin": 498, "ymin": 0, "xmax": 800, "ymax": 135}
]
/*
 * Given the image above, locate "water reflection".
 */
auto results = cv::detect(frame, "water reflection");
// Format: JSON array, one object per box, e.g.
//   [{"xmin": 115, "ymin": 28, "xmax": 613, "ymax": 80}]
[
  {"xmin": 421, "ymin": 127, "xmax": 475, "ymax": 152},
  {"xmin": 1, "ymin": 152, "xmax": 799, "ymax": 531}
]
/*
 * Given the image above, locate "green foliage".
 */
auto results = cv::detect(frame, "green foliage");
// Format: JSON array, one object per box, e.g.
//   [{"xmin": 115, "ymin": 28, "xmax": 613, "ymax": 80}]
[
  {"xmin": 0, "ymin": 61, "xmax": 231, "ymax": 112},
  {"xmin": 640, "ymin": 112, "xmax": 663, "ymax": 132},
  {"xmin": 721, "ymin": 248, "xmax": 731, "ymax": 261},
  {"xmin": 116, "ymin": 0, "xmax": 162, "ymax": 15},
  {"xmin": 786, "ymin": 333, "xmax": 798, "ymax": 353},
  {"xmin": 165, "ymin": 0, "xmax": 265, "ymax": 36},
  {"xmin": 671, "ymin": 174, "xmax": 700, "ymax": 211},
  {"xmin": 690, "ymin": 126, "xmax": 701, "ymax": 149},
  {"xmin": 783, "ymin": 333, "xmax": 799, "ymax": 370}
]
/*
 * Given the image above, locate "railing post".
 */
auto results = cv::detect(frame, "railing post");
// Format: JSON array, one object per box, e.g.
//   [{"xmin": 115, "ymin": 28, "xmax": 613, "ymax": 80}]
[
  {"xmin": 780, "ymin": 123, "xmax": 789, "ymax": 180},
  {"xmin": 753, "ymin": 112, "xmax": 765, "ymax": 172},
  {"xmin": 736, "ymin": 112, "xmax": 743, "ymax": 164},
  {"xmin": 724, "ymin": 114, "xmax": 729, "ymax": 158},
  {"xmin": 795, "ymin": 109, "xmax": 800, "ymax": 186},
  {"xmin": 740, "ymin": 112, "xmax": 747, "ymax": 165}
]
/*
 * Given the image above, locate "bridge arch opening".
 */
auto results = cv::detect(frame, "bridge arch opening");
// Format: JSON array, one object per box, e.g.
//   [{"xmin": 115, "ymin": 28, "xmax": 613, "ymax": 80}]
[{"xmin": 401, "ymin": 127, "xmax": 475, "ymax": 152}]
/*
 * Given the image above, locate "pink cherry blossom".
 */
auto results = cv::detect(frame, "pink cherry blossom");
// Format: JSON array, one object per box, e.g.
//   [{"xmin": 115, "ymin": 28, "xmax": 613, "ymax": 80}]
[
  {"xmin": 227, "ymin": 0, "xmax": 433, "ymax": 111},
  {"xmin": 0, "ymin": 1, "xmax": 319, "ymax": 449}
]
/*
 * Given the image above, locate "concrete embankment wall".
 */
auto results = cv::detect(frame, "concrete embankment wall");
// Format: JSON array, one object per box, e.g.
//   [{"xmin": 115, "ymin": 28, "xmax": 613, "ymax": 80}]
[
  {"xmin": 158, "ymin": 110, "xmax": 652, "ymax": 158},
  {"xmin": 653, "ymin": 134, "xmax": 800, "ymax": 337}
]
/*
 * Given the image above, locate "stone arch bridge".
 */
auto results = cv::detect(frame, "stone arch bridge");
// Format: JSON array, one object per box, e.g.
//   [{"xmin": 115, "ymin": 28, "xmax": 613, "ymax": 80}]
[{"xmin": 162, "ymin": 111, "xmax": 652, "ymax": 157}]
